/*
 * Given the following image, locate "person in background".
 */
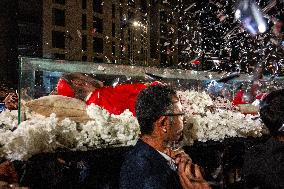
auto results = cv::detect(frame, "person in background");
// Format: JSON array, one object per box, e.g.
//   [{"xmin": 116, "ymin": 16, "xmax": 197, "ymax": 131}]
[
  {"xmin": 55, "ymin": 73, "xmax": 104, "ymax": 101},
  {"xmin": 242, "ymin": 89, "xmax": 284, "ymax": 189},
  {"xmin": 119, "ymin": 84, "xmax": 210, "ymax": 189},
  {"xmin": 3, "ymin": 93, "xmax": 18, "ymax": 110},
  {"xmin": 0, "ymin": 84, "xmax": 18, "ymax": 110},
  {"xmin": 232, "ymin": 81, "xmax": 267, "ymax": 106},
  {"xmin": 232, "ymin": 65, "xmax": 267, "ymax": 107}
]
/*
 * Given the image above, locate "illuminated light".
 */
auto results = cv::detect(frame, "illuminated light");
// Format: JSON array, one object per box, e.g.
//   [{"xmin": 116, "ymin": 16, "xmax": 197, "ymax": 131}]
[
  {"xmin": 236, "ymin": 0, "xmax": 268, "ymax": 35},
  {"xmin": 133, "ymin": 21, "xmax": 139, "ymax": 27},
  {"xmin": 258, "ymin": 23, "xmax": 267, "ymax": 33}
]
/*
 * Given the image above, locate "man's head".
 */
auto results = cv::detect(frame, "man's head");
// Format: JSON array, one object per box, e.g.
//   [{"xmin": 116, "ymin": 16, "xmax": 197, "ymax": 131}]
[
  {"xmin": 57, "ymin": 73, "xmax": 103, "ymax": 100},
  {"xmin": 135, "ymin": 84, "xmax": 184, "ymax": 149},
  {"xmin": 260, "ymin": 89, "xmax": 284, "ymax": 136}
]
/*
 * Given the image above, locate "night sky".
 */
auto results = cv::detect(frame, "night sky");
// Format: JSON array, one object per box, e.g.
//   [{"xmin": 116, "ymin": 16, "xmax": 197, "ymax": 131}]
[{"xmin": 175, "ymin": 0, "xmax": 283, "ymax": 75}]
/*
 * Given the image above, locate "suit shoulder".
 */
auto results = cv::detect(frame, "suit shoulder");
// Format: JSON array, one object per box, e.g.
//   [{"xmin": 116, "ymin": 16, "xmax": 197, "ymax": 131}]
[{"xmin": 121, "ymin": 149, "xmax": 151, "ymax": 171}]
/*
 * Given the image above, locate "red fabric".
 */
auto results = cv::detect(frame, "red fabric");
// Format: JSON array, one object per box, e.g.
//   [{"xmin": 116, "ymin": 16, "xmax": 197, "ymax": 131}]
[
  {"xmin": 192, "ymin": 59, "xmax": 201, "ymax": 65},
  {"xmin": 232, "ymin": 90, "xmax": 248, "ymax": 106},
  {"xmin": 255, "ymin": 93, "xmax": 267, "ymax": 100},
  {"xmin": 86, "ymin": 83, "xmax": 147, "ymax": 116},
  {"xmin": 56, "ymin": 79, "xmax": 75, "ymax": 98},
  {"xmin": 150, "ymin": 81, "xmax": 161, "ymax": 86},
  {"xmin": 232, "ymin": 90, "xmax": 267, "ymax": 106}
]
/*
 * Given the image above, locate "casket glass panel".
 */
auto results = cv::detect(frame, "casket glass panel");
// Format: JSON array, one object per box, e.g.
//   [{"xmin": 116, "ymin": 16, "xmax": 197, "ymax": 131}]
[
  {"xmin": 19, "ymin": 57, "xmax": 284, "ymax": 123},
  {"xmin": 16, "ymin": 57, "xmax": 284, "ymax": 188}
]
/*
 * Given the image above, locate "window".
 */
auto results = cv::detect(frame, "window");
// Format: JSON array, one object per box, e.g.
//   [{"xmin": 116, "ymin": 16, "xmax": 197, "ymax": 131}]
[
  {"xmin": 160, "ymin": 10, "xmax": 166, "ymax": 22},
  {"xmin": 93, "ymin": 56, "xmax": 103, "ymax": 63},
  {"xmin": 120, "ymin": 43, "xmax": 125, "ymax": 56},
  {"xmin": 149, "ymin": 0, "xmax": 159, "ymax": 59},
  {"xmin": 82, "ymin": 35, "xmax": 87, "ymax": 51},
  {"xmin": 82, "ymin": 55, "xmax": 87, "ymax": 61},
  {"xmin": 82, "ymin": 0, "xmax": 87, "ymax": 9},
  {"xmin": 160, "ymin": 38, "xmax": 167, "ymax": 50},
  {"xmin": 160, "ymin": 52, "xmax": 168, "ymax": 66},
  {"xmin": 112, "ymin": 23, "xmax": 115, "ymax": 37},
  {"xmin": 128, "ymin": 11, "xmax": 134, "ymax": 21},
  {"xmin": 140, "ymin": 0, "xmax": 148, "ymax": 13},
  {"xmin": 150, "ymin": 38, "xmax": 158, "ymax": 59},
  {"xmin": 93, "ymin": 17, "xmax": 103, "ymax": 33},
  {"xmin": 18, "ymin": 34, "xmax": 38, "ymax": 45},
  {"xmin": 82, "ymin": 14, "xmax": 87, "ymax": 30},
  {"xmin": 128, "ymin": 44, "xmax": 131, "ymax": 58},
  {"xmin": 93, "ymin": 0, "xmax": 103, "ymax": 13},
  {"xmin": 93, "ymin": 37, "xmax": 103, "ymax": 53},
  {"xmin": 112, "ymin": 4, "xmax": 115, "ymax": 18},
  {"xmin": 52, "ymin": 31, "xmax": 65, "ymax": 48},
  {"xmin": 120, "ymin": 8, "xmax": 127, "ymax": 28},
  {"xmin": 160, "ymin": 23, "xmax": 167, "ymax": 36},
  {"xmin": 53, "ymin": 0, "xmax": 65, "ymax": 5},
  {"xmin": 112, "ymin": 42, "xmax": 115, "ymax": 56},
  {"xmin": 128, "ymin": 0, "xmax": 135, "ymax": 7},
  {"xmin": 52, "ymin": 9, "xmax": 65, "ymax": 26},
  {"xmin": 53, "ymin": 53, "xmax": 65, "ymax": 59},
  {"xmin": 18, "ymin": 13, "xmax": 41, "ymax": 23}
]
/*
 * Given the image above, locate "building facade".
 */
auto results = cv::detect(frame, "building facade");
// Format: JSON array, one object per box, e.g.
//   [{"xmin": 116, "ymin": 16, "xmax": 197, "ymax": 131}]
[
  {"xmin": 0, "ymin": 0, "xmax": 19, "ymax": 87},
  {"xmin": 39, "ymin": 0, "xmax": 179, "ymax": 66}
]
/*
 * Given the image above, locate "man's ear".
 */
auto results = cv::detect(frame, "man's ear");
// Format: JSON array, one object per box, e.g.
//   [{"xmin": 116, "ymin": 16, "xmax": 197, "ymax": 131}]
[
  {"xmin": 157, "ymin": 116, "xmax": 166, "ymax": 125},
  {"xmin": 156, "ymin": 116, "xmax": 168, "ymax": 133}
]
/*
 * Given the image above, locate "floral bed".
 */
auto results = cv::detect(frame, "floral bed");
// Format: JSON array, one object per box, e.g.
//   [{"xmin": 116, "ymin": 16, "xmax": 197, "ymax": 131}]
[{"xmin": 0, "ymin": 90, "xmax": 266, "ymax": 161}]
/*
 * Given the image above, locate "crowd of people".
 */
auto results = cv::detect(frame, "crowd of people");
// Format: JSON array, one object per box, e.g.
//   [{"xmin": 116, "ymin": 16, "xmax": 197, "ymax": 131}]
[
  {"xmin": 119, "ymin": 84, "xmax": 284, "ymax": 189},
  {"xmin": 119, "ymin": 84, "xmax": 211, "ymax": 189},
  {"xmin": 0, "ymin": 73, "xmax": 283, "ymax": 189},
  {"xmin": 55, "ymin": 76, "xmax": 284, "ymax": 189}
]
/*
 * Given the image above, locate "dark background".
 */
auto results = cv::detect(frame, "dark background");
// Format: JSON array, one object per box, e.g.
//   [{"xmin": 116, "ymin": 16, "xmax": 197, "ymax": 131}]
[{"xmin": 0, "ymin": 0, "xmax": 283, "ymax": 88}]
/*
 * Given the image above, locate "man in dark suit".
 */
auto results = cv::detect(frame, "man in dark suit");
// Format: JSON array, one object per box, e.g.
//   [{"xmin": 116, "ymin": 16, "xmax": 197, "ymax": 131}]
[
  {"xmin": 120, "ymin": 84, "xmax": 210, "ymax": 189},
  {"xmin": 242, "ymin": 89, "xmax": 284, "ymax": 189}
]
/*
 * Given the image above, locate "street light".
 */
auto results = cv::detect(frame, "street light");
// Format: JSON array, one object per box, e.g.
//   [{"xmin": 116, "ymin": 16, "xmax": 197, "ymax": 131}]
[
  {"xmin": 132, "ymin": 21, "xmax": 147, "ymax": 31},
  {"xmin": 133, "ymin": 21, "xmax": 140, "ymax": 27},
  {"xmin": 131, "ymin": 20, "xmax": 148, "ymax": 65}
]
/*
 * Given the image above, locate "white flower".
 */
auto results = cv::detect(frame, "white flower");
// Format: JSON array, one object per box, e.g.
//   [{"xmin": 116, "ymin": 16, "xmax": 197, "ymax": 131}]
[
  {"xmin": 0, "ymin": 110, "xmax": 18, "ymax": 130},
  {"xmin": 178, "ymin": 90, "xmax": 266, "ymax": 145},
  {"xmin": 0, "ymin": 105, "xmax": 140, "ymax": 161},
  {"xmin": 0, "ymin": 90, "xmax": 266, "ymax": 161}
]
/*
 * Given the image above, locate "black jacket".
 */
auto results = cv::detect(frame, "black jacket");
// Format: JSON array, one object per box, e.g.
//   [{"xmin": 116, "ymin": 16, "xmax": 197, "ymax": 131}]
[
  {"xmin": 242, "ymin": 137, "xmax": 284, "ymax": 189},
  {"xmin": 119, "ymin": 139, "xmax": 182, "ymax": 189}
]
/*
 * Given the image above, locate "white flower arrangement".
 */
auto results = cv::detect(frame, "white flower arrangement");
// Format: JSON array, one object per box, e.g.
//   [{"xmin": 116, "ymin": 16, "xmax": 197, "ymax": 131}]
[
  {"xmin": 0, "ymin": 105, "xmax": 139, "ymax": 161},
  {"xmin": 0, "ymin": 90, "xmax": 267, "ymax": 160},
  {"xmin": 177, "ymin": 90, "xmax": 266, "ymax": 145},
  {"xmin": 0, "ymin": 109, "xmax": 18, "ymax": 131}
]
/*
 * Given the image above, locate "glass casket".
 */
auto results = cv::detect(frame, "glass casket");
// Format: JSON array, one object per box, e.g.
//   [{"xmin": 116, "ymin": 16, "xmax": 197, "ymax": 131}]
[{"xmin": 1, "ymin": 57, "xmax": 284, "ymax": 188}]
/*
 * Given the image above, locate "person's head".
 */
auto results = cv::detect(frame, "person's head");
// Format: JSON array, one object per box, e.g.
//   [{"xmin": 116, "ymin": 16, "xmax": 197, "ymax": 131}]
[
  {"xmin": 135, "ymin": 84, "xmax": 184, "ymax": 149},
  {"xmin": 57, "ymin": 73, "xmax": 103, "ymax": 100},
  {"xmin": 260, "ymin": 89, "xmax": 284, "ymax": 136}
]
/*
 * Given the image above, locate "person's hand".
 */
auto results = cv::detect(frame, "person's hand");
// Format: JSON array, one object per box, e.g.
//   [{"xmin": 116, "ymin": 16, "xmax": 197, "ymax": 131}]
[
  {"xmin": 0, "ymin": 161, "xmax": 18, "ymax": 184},
  {"xmin": 3, "ymin": 93, "xmax": 18, "ymax": 110},
  {"xmin": 165, "ymin": 148, "xmax": 186, "ymax": 159},
  {"xmin": 176, "ymin": 155, "xmax": 211, "ymax": 189}
]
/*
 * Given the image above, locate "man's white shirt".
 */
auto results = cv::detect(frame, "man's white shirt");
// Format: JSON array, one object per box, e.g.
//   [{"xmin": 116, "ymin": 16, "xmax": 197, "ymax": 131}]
[{"xmin": 157, "ymin": 150, "xmax": 177, "ymax": 171}]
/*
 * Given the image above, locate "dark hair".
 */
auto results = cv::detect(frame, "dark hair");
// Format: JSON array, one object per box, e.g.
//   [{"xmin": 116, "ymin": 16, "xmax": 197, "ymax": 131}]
[
  {"xmin": 260, "ymin": 89, "xmax": 284, "ymax": 136},
  {"xmin": 135, "ymin": 84, "xmax": 176, "ymax": 135}
]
